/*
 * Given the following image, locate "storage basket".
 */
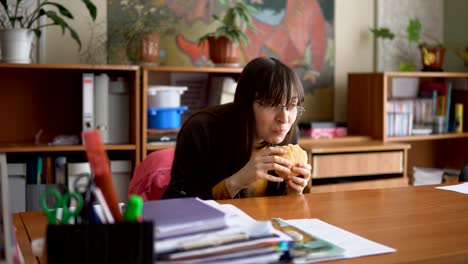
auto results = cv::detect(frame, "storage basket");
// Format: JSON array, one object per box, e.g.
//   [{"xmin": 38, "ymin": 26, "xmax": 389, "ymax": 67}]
[
  {"xmin": 148, "ymin": 106, "xmax": 188, "ymax": 129},
  {"xmin": 148, "ymin": 85, "xmax": 187, "ymax": 108}
]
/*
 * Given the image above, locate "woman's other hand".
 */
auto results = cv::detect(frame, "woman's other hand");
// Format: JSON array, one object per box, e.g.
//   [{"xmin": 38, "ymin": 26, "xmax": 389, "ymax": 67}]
[
  {"xmin": 226, "ymin": 146, "xmax": 292, "ymax": 197},
  {"xmin": 285, "ymin": 162, "xmax": 312, "ymax": 195}
]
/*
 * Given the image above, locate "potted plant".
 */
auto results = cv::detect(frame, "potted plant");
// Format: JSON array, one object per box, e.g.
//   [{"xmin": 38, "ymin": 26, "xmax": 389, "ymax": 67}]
[
  {"xmin": 108, "ymin": 0, "xmax": 176, "ymax": 65},
  {"xmin": 371, "ymin": 18, "xmax": 445, "ymax": 71},
  {"xmin": 198, "ymin": 0, "xmax": 257, "ymax": 66},
  {"xmin": 0, "ymin": 0, "xmax": 97, "ymax": 63}
]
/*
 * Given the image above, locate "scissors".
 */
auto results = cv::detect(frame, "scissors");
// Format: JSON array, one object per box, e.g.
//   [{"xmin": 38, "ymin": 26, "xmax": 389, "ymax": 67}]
[
  {"xmin": 73, "ymin": 173, "xmax": 100, "ymax": 224},
  {"xmin": 40, "ymin": 188, "xmax": 83, "ymax": 225}
]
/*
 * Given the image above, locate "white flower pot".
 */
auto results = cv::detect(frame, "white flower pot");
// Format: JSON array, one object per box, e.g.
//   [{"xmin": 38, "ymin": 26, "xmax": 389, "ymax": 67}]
[{"xmin": 0, "ymin": 29, "xmax": 34, "ymax": 63}]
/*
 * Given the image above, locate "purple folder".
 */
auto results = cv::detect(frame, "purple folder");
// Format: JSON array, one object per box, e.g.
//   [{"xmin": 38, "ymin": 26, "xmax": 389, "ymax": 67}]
[{"xmin": 142, "ymin": 197, "xmax": 227, "ymax": 239}]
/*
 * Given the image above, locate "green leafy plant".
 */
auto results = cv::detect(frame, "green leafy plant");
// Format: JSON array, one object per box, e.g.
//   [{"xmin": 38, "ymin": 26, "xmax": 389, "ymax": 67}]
[
  {"xmin": 0, "ymin": 0, "xmax": 97, "ymax": 50},
  {"xmin": 198, "ymin": 0, "xmax": 257, "ymax": 46},
  {"xmin": 370, "ymin": 18, "xmax": 444, "ymax": 71}
]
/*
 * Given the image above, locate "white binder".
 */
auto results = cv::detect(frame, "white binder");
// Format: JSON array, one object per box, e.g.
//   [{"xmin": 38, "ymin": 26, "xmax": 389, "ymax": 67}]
[
  {"xmin": 94, "ymin": 73, "xmax": 110, "ymax": 143},
  {"xmin": 82, "ymin": 73, "xmax": 94, "ymax": 131}
]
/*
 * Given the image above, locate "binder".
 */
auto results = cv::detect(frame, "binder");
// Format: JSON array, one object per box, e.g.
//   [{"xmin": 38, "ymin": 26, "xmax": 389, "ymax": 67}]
[
  {"xmin": 94, "ymin": 73, "xmax": 110, "ymax": 143},
  {"xmin": 142, "ymin": 197, "xmax": 227, "ymax": 239},
  {"xmin": 82, "ymin": 73, "xmax": 94, "ymax": 131}
]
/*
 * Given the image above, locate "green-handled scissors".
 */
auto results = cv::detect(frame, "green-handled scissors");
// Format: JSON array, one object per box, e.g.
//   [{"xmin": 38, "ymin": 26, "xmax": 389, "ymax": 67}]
[{"xmin": 40, "ymin": 188, "xmax": 84, "ymax": 225}]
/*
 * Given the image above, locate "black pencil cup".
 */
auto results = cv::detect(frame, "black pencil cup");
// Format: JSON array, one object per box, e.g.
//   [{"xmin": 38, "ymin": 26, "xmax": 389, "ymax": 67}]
[{"xmin": 46, "ymin": 221, "xmax": 153, "ymax": 264}]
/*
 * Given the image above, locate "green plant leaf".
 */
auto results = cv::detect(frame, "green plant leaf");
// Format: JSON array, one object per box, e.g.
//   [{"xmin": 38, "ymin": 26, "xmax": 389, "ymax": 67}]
[
  {"xmin": 399, "ymin": 61, "xmax": 416, "ymax": 71},
  {"xmin": 82, "ymin": 0, "xmax": 97, "ymax": 21},
  {"xmin": 407, "ymin": 19, "xmax": 421, "ymax": 43},
  {"xmin": 370, "ymin": 28, "xmax": 395, "ymax": 39},
  {"xmin": 44, "ymin": 10, "xmax": 82, "ymax": 49},
  {"xmin": 43, "ymin": 3, "xmax": 73, "ymax": 19}
]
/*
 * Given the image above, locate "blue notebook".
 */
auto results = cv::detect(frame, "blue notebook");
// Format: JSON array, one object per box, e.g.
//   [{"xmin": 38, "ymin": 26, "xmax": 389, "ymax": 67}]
[{"xmin": 142, "ymin": 197, "xmax": 227, "ymax": 239}]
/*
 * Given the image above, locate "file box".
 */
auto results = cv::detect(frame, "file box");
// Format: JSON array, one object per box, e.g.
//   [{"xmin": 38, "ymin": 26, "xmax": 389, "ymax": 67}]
[
  {"xmin": 148, "ymin": 85, "xmax": 187, "ymax": 108},
  {"xmin": 110, "ymin": 160, "xmax": 132, "ymax": 203},
  {"xmin": 7, "ymin": 163, "xmax": 26, "ymax": 213},
  {"xmin": 148, "ymin": 106, "xmax": 188, "ymax": 129}
]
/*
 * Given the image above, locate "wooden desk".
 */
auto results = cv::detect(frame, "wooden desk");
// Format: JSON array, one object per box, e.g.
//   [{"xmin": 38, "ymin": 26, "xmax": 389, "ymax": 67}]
[{"xmin": 14, "ymin": 186, "xmax": 468, "ymax": 263}]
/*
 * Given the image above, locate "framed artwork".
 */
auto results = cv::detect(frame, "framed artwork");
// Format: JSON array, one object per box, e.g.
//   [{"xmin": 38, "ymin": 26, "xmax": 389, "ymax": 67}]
[{"xmin": 108, "ymin": 0, "xmax": 335, "ymax": 121}]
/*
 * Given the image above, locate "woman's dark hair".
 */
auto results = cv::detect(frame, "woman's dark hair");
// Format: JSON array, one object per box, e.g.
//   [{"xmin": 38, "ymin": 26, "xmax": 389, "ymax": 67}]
[{"xmin": 231, "ymin": 57, "xmax": 305, "ymax": 170}]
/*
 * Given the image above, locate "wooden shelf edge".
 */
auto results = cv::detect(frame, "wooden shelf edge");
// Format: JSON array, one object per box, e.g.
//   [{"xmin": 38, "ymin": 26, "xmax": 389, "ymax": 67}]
[
  {"xmin": 146, "ymin": 143, "xmax": 176, "ymax": 151},
  {"xmin": 142, "ymin": 65, "xmax": 243, "ymax": 73},
  {"xmin": 0, "ymin": 144, "xmax": 136, "ymax": 152},
  {"xmin": 0, "ymin": 63, "xmax": 139, "ymax": 71},
  {"xmin": 387, "ymin": 132, "xmax": 468, "ymax": 142}
]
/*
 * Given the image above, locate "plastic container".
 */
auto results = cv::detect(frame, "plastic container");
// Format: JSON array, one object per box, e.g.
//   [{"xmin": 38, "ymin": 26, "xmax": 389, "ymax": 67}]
[
  {"xmin": 110, "ymin": 160, "xmax": 132, "ymax": 203},
  {"xmin": 148, "ymin": 85, "xmax": 188, "ymax": 108},
  {"xmin": 148, "ymin": 106, "xmax": 188, "ymax": 129}
]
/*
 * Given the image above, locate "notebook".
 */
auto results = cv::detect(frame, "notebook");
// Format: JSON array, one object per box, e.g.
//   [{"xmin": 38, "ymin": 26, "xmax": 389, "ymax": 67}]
[{"xmin": 142, "ymin": 198, "xmax": 227, "ymax": 239}]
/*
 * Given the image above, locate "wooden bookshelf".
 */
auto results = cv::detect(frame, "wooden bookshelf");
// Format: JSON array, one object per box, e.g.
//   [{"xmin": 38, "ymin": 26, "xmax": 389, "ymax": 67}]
[
  {"xmin": 347, "ymin": 72, "xmax": 468, "ymax": 174},
  {"xmin": 0, "ymin": 63, "xmax": 141, "ymax": 174},
  {"xmin": 141, "ymin": 65, "xmax": 242, "ymax": 159}
]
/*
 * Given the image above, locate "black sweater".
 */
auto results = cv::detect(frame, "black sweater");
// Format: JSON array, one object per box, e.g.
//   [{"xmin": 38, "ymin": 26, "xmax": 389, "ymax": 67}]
[{"xmin": 164, "ymin": 103, "xmax": 286, "ymax": 199}]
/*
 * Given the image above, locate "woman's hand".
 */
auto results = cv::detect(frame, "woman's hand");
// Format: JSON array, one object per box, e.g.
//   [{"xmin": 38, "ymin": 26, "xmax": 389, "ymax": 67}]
[
  {"xmin": 285, "ymin": 162, "xmax": 312, "ymax": 195},
  {"xmin": 225, "ymin": 146, "xmax": 292, "ymax": 197}
]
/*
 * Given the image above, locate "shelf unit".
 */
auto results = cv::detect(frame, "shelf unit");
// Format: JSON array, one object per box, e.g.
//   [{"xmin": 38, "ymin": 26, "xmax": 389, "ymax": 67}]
[
  {"xmin": 347, "ymin": 72, "xmax": 468, "ymax": 173},
  {"xmin": 141, "ymin": 66, "xmax": 242, "ymax": 159},
  {"xmin": 0, "ymin": 63, "xmax": 140, "ymax": 183}
]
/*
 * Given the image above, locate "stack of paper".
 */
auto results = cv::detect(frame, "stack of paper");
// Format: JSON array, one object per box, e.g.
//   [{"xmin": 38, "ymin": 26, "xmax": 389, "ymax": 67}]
[{"xmin": 145, "ymin": 198, "xmax": 289, "ymax": 263}]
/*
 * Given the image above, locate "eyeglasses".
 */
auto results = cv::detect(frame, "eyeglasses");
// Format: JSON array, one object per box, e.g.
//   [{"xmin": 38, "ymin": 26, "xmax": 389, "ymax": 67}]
[{"xmin": 256, "ymin": 101, "xmax": 305, "ymax": 117}]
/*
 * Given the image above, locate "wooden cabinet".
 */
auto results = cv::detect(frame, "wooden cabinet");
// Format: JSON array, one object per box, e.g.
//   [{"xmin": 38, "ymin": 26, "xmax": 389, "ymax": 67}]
[
  {"xmin": 0, "ymin": 63, "xmax": 140, "ymax": 208},
  {"xmin": 299, "ymin": 136, "xmax": 410, "ymax": 193},
  {"xmin": 141, "ymin": 66, "xmax": 242, "ymax": 159},
  {"xmin": 347, "ymin": 72, "xmax": 468, "ymax": 175}
]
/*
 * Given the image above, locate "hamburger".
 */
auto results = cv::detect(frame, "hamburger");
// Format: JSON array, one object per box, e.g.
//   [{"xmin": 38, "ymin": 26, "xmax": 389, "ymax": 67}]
[{"xmin": 275, "ymin": 144, "xmax": 308, "ymax": 179}]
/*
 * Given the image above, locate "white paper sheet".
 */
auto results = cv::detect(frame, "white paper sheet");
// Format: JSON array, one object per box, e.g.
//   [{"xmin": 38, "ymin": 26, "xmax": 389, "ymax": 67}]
[
  {"xmin": 435, "ymin": 182, "xmax": 468, "ymax": 194},
  {"xmin": 286, "ymin": 219, "xmax": 396, "ymax": 260}
]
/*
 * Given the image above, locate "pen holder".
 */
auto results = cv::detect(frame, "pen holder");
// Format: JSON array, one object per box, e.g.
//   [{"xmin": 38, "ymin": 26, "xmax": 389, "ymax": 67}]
[{"xmin": 46, "ymin": 221, "xmax": 153, "ymax": 264}]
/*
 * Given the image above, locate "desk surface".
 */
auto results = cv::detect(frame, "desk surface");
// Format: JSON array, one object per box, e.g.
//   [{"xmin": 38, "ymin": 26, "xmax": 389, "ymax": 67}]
[{"xmin": 14, "ymin": 185, "xmax": 468, "ymax": 264}]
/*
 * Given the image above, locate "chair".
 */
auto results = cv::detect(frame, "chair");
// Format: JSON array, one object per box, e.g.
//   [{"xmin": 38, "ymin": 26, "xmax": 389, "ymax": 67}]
[{"xmin": 128, "ymin": 148, "xmax": 175, "ymax": 201}]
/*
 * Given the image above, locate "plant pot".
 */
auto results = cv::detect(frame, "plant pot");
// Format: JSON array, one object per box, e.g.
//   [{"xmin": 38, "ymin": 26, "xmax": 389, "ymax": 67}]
[
  {"xmin": 207, "ymin": 36, "xmax": 240, "ymax": 66},
  {"xmin": 138, "ymin": 32, "xmax": 160, "ymax": 65},
  {"xmin": 420, "ymin": 45, "xmax": 446, "ymax": 71},
  {"xmin": 0, "ymin": 29, "xmax": 34, "ymax": 63}
]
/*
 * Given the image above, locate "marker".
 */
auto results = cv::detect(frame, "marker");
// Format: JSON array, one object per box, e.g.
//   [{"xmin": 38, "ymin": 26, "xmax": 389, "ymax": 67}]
[{"xmin": 124, "ymin": 195, "xmax": 143, "ymax": 222}]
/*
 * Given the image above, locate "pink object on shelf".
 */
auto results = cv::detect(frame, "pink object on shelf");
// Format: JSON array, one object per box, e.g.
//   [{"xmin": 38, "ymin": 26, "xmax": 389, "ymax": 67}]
[{"xmin": 301, "ymin": 127, "xmax": 347, "ymax": 139}]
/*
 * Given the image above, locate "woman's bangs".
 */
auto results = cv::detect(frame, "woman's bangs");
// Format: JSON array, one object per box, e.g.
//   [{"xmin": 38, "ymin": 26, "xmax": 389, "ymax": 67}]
[{"xmin": 256, "ymin": 71, "xmax": 304, "ymax": 106}]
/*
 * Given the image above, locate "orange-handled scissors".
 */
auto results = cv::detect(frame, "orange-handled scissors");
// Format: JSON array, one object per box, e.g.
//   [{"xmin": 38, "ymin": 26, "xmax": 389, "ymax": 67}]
[{"xmin": 40, "ymin": 188, "xmax": 84, "ymax": 225}]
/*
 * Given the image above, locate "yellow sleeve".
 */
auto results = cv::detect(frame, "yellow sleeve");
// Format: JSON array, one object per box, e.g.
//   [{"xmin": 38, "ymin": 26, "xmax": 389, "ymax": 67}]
[{"xmin": 211, "ymin": 179, "xmax": 232, "ymax": 200}]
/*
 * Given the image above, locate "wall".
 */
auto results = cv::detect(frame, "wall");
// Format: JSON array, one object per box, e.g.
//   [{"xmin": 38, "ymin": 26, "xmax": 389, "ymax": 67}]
[
  {"xmin": 444, "ymin": 0, "xmax": 468, "ymax": 72},
  {"xmin": 375, "ymin": 0, "xmax": 444, "ymax": 72},
  {"xmin": 334, "ymin": 0, "xmax": 374, "ymax": 122},
  {"xmin": 43, "ymin": 0, "xmax": 374, "ymax": 122},
  {"xmin": 43, "ymin": 0, "xmax": 107, "ymax": 64}
]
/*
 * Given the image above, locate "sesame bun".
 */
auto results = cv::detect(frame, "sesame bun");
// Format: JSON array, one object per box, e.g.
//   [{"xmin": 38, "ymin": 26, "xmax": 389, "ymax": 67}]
[{"xmin": 275, "ymin": 144, "xmax": 308, "ymax": 179}]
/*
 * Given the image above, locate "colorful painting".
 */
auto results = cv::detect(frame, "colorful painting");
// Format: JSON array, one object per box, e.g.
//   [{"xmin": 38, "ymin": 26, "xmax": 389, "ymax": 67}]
[{"xmin": 108, "ymin": 0, "xmax": 335, "ymax": 120}]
